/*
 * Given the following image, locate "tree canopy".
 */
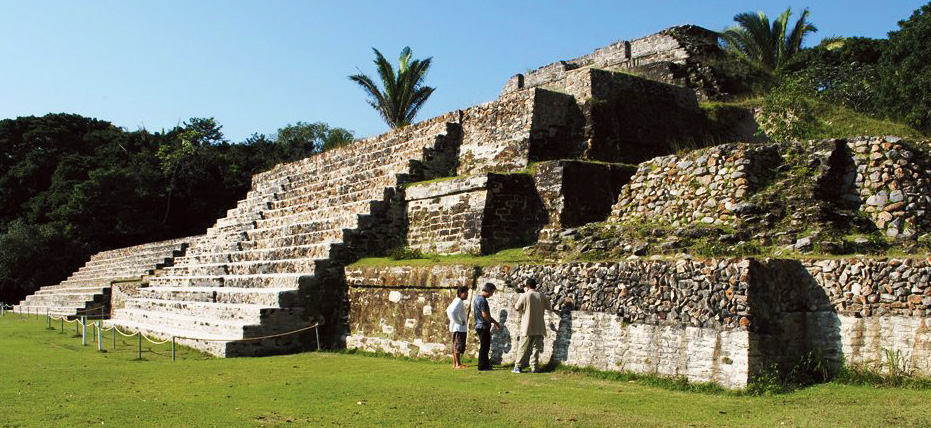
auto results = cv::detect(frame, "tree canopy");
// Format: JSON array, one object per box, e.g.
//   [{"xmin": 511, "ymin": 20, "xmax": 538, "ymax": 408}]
[
  {"xmin": 0, "ymin": 113, "xmax": 353, "ymax": 304},
  {"xmin": 876, "ymin": 3, "xmax": 931, "ymax": 134}
]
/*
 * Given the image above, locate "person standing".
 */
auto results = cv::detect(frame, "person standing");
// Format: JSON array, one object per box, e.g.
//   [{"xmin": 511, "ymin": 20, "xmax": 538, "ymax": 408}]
[
  {"xmin": 512, "ymin": 278, "xmax": 551, "ymax": 373},
  {"xmin": 473, "ymin": 283, "xmax": 501, "ymax": 371},
  {"xmin": 446, "ymin": 286, "xmax": 470, "ymax": 369}
]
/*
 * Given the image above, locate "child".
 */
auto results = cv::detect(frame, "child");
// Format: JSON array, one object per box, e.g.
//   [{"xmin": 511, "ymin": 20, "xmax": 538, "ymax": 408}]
[
  {"xmin": 473, "ymin": 282, "xmax": 501, "ymax": 371},
  {"xmin": 445, "ymin": 286, "xmax": 470, "ymax": 369}
]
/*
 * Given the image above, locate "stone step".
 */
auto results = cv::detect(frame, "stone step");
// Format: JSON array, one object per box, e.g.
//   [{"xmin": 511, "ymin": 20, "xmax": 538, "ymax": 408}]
[
  {"xmin": 110, "ymin": 305, "xmax": 305, "ymax": 338},
  {"xmin": 102, "ymin": 318, "xmax": 309, "ymax": 357},
  {"xmin": 244, "ymin": 223, "xmax": 350, "ymax": 243},
  {"xmin": 175, "ymin": 243, "xmax": 334, "ymax": 265},
  {"xmin": 251, "ymin": 211, "xmax": 360, "ymax": 232},
  {"xmin": 260, "ymin": 199, "xmax": 374, "ymax": 223},
  {"xmin": 14, "ymin": 303, "xmax": 86, "ymax": 314},
  {"xmin": 145, "ymin": 273, "xmax": 309, "ymax": 289},
  {"xmin": 20, "ymin": 292, "xmax": 106, "ymax": 305},
  {"xmin": 158, "ymin": 258, "xmax": 317, "ymax": 277},
  {"xmin": 137, "ymin": 286, "xmax": 302, "ymax": 306},
  {"xmin": 267, "ymin": 187, "xmax": 390, "ymax": 213},
  {"xmin": 124, "ymin": 299, "xmax": 261, "ymax": 321},
  {"xmin": 41, "ymin": 279, "xmax": 114, "ymax": 290},
  {"xmin": 35, "ymin": 285, "xmax": 108, "ymax": 295}
]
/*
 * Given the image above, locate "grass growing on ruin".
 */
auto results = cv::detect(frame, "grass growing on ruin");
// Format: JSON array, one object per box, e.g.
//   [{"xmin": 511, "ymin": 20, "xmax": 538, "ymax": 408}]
[
  {"xmin": 3, "ymin": 315, "xmax": 931, "ymax": 427},
  {"xmin": 717, "ymin": 97, "xmax": 924, "ymax": 139},
  {"xmin": 351, "ymin": 247, "xmax": 545, "ymax": 267}
]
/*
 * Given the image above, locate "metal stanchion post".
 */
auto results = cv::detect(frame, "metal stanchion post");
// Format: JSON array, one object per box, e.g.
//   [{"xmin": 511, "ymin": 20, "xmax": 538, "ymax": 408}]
[
  {"xmin": 137, "ymin": 332, "xmax": 142, "ymax": 360},
  {"xmin": 47, "ymin": 311, "xmax": 50, "ymax": 329},
  {"xmin": 81, "ymin": 316, "xmax": 87, "ymax": 346},
  {"xmin": 172, "ymin": 337, "xmax": 176, "ymax": 362},
  {"xmin": 113, "ymin": 328, "xmax": 116, "ymax": 350},
  {"xmin": 316, "ymin": 326, "xmax": 321, "ymax": 351},
  {"xmin": 60, "ymin": 317, "xmax": 64, "ymax": 333},
  {"xmin": 97, "ymin": 323, "xmax": 102, "ymax": 352}
]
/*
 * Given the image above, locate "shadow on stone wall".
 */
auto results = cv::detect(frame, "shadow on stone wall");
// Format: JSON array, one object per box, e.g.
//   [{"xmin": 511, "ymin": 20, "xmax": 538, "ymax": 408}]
[
  {"xmin": 491, "ymin": 309, "xmax": 513, "ymax": 364},
  {"xmin": 749, "ymin": 259, "xmax": 842, "ymax": 379},
  {"xmin": 547, "ymin": 301, "xmax": 575, "ymax": 369}
]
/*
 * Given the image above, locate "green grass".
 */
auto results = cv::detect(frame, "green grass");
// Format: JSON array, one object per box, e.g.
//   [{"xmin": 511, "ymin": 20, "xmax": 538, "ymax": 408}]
[
  {"xmin": 716, "ymin": 97, "xmax": 924, "ymax": 140},
  {"xmin": 351, "ymin": 247, "xmax": 543, "ymax": 268},
  {"xmin": 3, "ymin": 315, "xmax": 931, "ymax": 427}
]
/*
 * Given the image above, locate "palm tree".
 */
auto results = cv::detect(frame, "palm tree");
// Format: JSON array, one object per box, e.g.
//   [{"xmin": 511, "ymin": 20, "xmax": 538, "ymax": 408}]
[
  {"xmin": 720, "ymin": 7, "xmax": 818, "ymax": 74},
  {"xmin": 349, "ymin": 47, "xmax": 435, "ymax": 129}
]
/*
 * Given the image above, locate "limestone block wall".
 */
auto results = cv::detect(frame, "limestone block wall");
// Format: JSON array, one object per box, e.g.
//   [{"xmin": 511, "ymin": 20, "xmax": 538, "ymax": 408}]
[
  {"xmin": 405, "ymin": 174, "xmax": 547, "ymax": 255},
  {"xmin": 344, "ymin": 265, "xmax": 477, "ymax": 356},
  {"xmin": 611, "ymin": 143, "xmax": 781, "ymax": 227},
  {"xmin": 457, "ymin": 88, "xmax": 582, "ymax": 176},
  {"xmin": 406, "ymin": 177, "xmax": 489, "ymax": 255}
]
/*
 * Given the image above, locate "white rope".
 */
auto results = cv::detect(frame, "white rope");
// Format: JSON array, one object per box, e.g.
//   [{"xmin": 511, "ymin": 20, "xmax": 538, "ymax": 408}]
[
  {"xmin": 140, "ymin": 333, "xmax": 172, "ymax": 345},
  {"xmin": 112, "ymin": 326, "xmax": 140, "ymax": 337}
]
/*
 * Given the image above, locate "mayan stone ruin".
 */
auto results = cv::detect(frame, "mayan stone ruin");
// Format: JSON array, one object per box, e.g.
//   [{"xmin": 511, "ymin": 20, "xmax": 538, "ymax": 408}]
[{"xmin": 14, "ymin": 25, "xmax": 931, "ymax": 389}]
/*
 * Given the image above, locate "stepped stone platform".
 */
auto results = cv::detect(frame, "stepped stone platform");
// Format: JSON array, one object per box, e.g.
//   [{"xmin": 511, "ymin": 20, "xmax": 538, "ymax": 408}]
[
  {"xmin": 13, "ymin": 237, "xmax": 192, "ymax": 319},
  {"xmin": 105, "ymin": 114, "xmax": 463, "ymax": 357},
  {"xmin": 100, "ymin": 24, "xmax": 750, "ymax": 358}
]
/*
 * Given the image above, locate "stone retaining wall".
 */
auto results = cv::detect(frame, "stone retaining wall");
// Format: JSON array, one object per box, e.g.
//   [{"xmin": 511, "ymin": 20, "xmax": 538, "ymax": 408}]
[
  {"xmin": 344, "ymin": 257, "xmax": 931, "ymax": 388},
  {"xmin": 611, "ymin": 143, "xmax": 781, "ymax": 227},
  {"xmin": 851, "ymin": 137, "xmax": 931, "ymax": 239}
]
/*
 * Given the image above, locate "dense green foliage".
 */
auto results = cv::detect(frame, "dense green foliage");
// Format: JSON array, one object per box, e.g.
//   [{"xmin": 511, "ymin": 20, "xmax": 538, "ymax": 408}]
[
  {"xmin": 720, "ymin": 7, "xmax": 818, "ymax": 73},
  {"xmin": 349, "ymin": 46, "xmax": 435, "ymax": 129},
  {"xmin": 0, "ymin": 114, "xmax": 353, "ymax": 304},
  {"xmin": 875, "ymin": 3, "xmax": 931, "ymax": 134},
  {"xmin": 727, "ymin": 3, "xmax": 931, "ymax": 139}
]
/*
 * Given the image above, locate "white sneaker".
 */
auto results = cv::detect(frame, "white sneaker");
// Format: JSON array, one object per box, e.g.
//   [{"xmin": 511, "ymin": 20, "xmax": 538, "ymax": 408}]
[{"xmin": 511, "ymin": 367, "xmax": 522, "ymax": 373}]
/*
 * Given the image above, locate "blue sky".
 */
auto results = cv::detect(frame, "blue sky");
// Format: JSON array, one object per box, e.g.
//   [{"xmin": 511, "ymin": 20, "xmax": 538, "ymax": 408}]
[{"xmin": 1, "ymin": 1, "xmax": 926, "ymax": 142}]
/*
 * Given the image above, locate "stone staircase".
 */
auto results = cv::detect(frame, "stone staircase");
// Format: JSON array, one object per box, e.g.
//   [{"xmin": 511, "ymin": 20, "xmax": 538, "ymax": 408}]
[
  {"xmin": 105, "ymin": 113, "xmax": 462, "ymax": 357},
  {"xmin": 13, "ymin": 237, "xmax": 192, "ymax": 319}
]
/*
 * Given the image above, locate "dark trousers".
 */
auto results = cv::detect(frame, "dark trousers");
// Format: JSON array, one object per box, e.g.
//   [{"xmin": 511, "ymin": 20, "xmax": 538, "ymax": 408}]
[{"xmin": 476, "ymin": 327, "xmax": 492, "ymax": 370}]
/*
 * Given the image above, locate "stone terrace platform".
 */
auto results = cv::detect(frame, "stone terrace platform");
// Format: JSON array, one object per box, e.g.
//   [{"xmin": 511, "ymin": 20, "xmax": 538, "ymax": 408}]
[{"xmin": 13, "ymin": 237, "xmax": 192, "ymax": 319}]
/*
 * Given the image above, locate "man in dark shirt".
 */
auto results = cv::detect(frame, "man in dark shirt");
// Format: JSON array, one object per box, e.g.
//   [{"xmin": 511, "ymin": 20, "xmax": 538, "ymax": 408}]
[{"xmin": 473, "ymin": 282, "xmax": 501, "ymax": 371}]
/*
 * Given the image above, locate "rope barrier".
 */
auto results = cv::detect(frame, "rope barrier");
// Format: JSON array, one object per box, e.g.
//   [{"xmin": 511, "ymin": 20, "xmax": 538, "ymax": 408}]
[
  {"xmin": 172, "ymin": 321, "xmax": 324, "ymax": 342},
  {"xmin": 31, "ymin": 311, "xmax": 326, "ymax": 361}
]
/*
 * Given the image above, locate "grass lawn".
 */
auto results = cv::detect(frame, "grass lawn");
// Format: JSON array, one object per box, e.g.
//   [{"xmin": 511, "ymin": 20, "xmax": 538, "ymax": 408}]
[{"xmin": 2, "ymin": 314, "xmax": 930, "ymax": 427}]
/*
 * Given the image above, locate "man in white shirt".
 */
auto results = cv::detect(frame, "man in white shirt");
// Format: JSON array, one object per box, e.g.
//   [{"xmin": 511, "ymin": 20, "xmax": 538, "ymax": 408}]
[{"xmin": 446, "ymin": 286, "xmax": 470, "ymax": 369}]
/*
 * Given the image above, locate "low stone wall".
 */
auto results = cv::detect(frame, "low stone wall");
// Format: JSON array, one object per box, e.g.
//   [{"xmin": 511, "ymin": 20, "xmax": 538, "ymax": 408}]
[
  {"xmin": 609, "ymin": 137, "xmax": 931, "ymax": 241},
  {"xmin": 344, "ymin": 257, "xmax": 931, "ymax": 388},
  {"xmin": 611, "ymin": 143, "xmax": 781, "ymax": 227},
  {"xmin": 851, "ymin": 137, "xmax": 931, "ymax": 239},
  {"xmin": 344, "ymin": 265, "xmax": 477, "ymax": 356}
]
